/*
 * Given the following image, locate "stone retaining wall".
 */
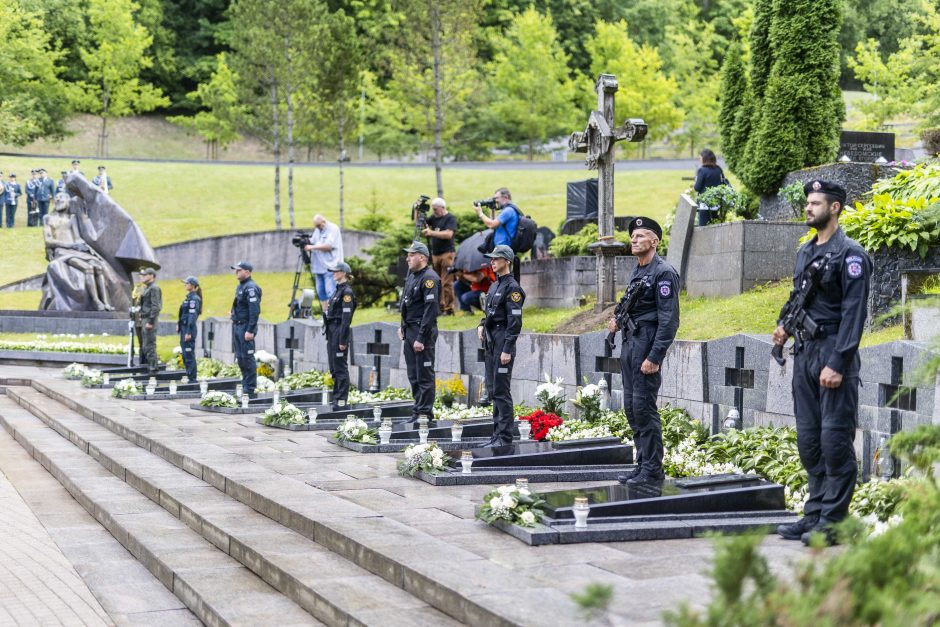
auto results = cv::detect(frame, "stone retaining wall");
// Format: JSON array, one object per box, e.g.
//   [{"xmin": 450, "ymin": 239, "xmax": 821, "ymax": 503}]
[{"xmin": 520, "ymin": 256, "xmax": 637, "ymax": 308}]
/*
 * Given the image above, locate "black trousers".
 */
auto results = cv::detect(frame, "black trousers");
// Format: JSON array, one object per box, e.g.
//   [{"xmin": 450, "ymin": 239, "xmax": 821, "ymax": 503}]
[
  {"xmin": 485, "ymin": 328, "xmax": 514, "ymax": 444},
  {"xmin": 233, "ymin": 322, "xmax": 257, "ymax": 396},
  {"xmin": 403, "ymin": 328, "xmax": 436, "ymax": 421},
  {"xmin": 792, "ymin": 335, "xmax": 859, "ymax": 523},
  {"xmin": 180, "ymin": 333, "xmax": 197, "ymax": 381},
  {"xmin": 326, "ymin": 324, "xmax": 349, "ymax": 409},
  {"xmin": 141, "ymin": 326, "xmax": 159, "ymax": 372},
  {"xmin": 619, "ymin": 325, "xmax": 664, "ymax": 476}
]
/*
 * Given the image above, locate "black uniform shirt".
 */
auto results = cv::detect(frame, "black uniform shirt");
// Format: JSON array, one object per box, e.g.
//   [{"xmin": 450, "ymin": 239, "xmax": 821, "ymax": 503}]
[
  {"xmin": 177, "ymin": 292, "xmax": 201, "ymax": 336},
  {"xmin": 231, "ymin": 278, "xmax": 262, "ymax": 334},
  {"xmin": 626, "ymin": 254, "xmax": 680, "ymax": 365},
  {"xmin": 790, "ymin": 228, "xmax": 872, "ymax": 374},
  {"xmin": 400, "ymin": 265, "xmax": 440, "ymax": 344},
  {"xmin": 483, "ymin": 273, "xmax": 526, "ymax": 354},
  {"xmin": 325, "ymin": 282, "xmax": 356, "ymax": 346}
]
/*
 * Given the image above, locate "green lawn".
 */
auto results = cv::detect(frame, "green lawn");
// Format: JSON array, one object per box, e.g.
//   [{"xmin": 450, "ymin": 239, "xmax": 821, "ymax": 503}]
[{"xmin": 0, "ymin": 155, "xmax": 689, "ymax": 285}]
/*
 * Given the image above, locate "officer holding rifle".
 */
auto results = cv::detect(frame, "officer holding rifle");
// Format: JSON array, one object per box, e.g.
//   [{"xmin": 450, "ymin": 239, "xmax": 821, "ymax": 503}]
[
  {"xmin": 607, "ymin": 217, "xmax": 679, "ymax": 485},
  {"xmin": 774, "ymin": 180, "xmax": 871, "ymax": 546}
]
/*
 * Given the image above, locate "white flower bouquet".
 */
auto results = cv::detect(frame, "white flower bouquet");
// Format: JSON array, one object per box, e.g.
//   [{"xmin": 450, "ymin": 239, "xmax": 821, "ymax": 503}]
[
  {"xmin": 349, "ymin": 387, "xmax": 412, "ymax": 405},
  {"xmin": 63, "ymin": 363, "xmax": 89, "ymax": 379},
  {"xmin": 254, "ymin": 350, "xmax": 278, "ymax": 378},
  {"xmin": 334, "ymin": 417, "xmax": 378, "ymax": 444},
  {"xmin": 261, "ymin": 400, "xmax": 307, "ymax": 426},
  {"xmin": 433, "ymin": 403, "xmax": 491, "ymax": 422},
  {"xmin": 545, "ymin": 420, "xmax": 613, "ymax": 442},
  {"xmin": 572, "ymin": 381, "xmax": 603, "ymax": 422},
  {"xmin": 397, "ymin": 442, "xmax": 450, "ymax": 476},
  {"xmin": 80, "ymin": 369, "xmax": 104, "ymax": 387},
  {"xmin": 112, "ymin": 378, "xmax": 141, "ymax": 398},
  {"xmin": 535, "ymin": 373, "xmax": 566, "ymax": 415},
  {"xmin": 255, "ymin": 375, "xmax": 276, "ymax": 393},
  {"xmin": 199, "ymin": 390, "xmax": 238, "ymax": 408},
  {"xmin": 476, "ymin": 484, "xmax": 546, "ymax": 527}
]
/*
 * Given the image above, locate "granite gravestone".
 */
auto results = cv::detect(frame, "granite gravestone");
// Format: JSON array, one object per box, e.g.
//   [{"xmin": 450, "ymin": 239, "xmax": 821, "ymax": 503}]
[{"xmin": 839, "ymin": 130, "xmax": 895, "ymax": 162}]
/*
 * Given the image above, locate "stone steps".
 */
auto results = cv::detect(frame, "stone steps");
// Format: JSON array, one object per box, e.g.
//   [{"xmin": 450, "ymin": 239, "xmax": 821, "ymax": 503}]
[
  {"xmin": 0, "ymin": 396, "xmax": 321, "ymax": 627},
  {"xmin": 4, "ymin": 386, "xmax": 460, "ymax": 627},
  {"xmin": 23, "ymin": 378, "xmax": 585, "ymax": 626}
]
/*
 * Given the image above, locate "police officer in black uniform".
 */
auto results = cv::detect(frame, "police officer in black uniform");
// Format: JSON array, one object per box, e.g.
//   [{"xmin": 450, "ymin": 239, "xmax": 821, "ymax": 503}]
[
  {"xmin": 324, "ymin": 262, "xmax": 356, "ymax": 411},
  {"xmin": 774, "ymin": 180, "xmax": 872, "ymax": 546},
  {"xmin": 608, "ymin": 217, "xmax": 680, "ymax": 484},
  {"xmin": 230, "ymin": 261, "xmax": 262, "ymax": 396},
  {"xmin": 178, "ymin": 276, "xmax": 202, "ymax": 382},
  {"xmin": 478, "ymin": 245, "xmax": 525, "ymax": 447},
  {"xmin": 399, "ymin": 242, "xmax": 440, "ymax": 424}
]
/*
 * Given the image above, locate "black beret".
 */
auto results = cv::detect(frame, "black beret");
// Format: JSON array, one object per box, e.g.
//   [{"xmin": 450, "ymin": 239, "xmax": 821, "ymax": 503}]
[
  {"xmin": 803, "ymin": 179, "xmax": 847, "ymax": 205},
  {"xmin": 627, "ymin": 216, "xmax": 663, "ymax": 240}
]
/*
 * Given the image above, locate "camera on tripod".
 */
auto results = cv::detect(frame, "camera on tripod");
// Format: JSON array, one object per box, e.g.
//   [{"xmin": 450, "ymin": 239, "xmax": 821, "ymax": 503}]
[
  {"xmin": 475, "ymin": 198, "xmax": 499, "ymax": 211},
  {"xmin": 413, "ymin": 195, "xmax": 431, "ymax": 215},
  {"xmin": 291, "ymin": 232, "xmax": 313, "ymax": 248}
]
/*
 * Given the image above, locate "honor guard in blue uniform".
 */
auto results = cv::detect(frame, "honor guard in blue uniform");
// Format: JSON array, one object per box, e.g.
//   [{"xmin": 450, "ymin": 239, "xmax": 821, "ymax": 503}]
[
  {"xmin": 399, "ymin": 242, "xmax": 440, "ymax": 424},
  {"xmin": 178, "ymin": 276, "xmax": 202, "ymax": 381},
  {"xmin": 35, "ymin": 169, "xmax": 55, "ymax": 224},
  {"xmin": 774, "ymin": 180, "xmax": 872, "ymax": 546},
  {"xmin": 230, "ymin": 261, "xmax": 262, "ymax": 396},
  {"xmin": 3, "ymin": 174, "xmax": 21, "ymax": 228},
  {"xmin": 324, "ymin": 262, "xmax": 356, "ymax": 410},
  {"xmin": 478, "ymin": 245, "xmax": 525, "ymax": 446},
  {"xmin": 608, "ymin": 217, "xmax": 680, "ymax": 484},
  {"xmin": 25, "ymin": 170, "xmax": 38, "ymax": 227}
]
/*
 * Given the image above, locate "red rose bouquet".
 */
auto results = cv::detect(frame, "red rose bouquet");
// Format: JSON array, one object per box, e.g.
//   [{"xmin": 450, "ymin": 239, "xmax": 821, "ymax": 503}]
[{"xmin": 518, "ymin": 409, "xmax": 563, "ymax": 441}]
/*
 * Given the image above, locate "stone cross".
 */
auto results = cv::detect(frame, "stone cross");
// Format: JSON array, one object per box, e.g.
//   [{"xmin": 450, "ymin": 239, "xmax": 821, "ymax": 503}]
[
  {"xmin": 365, "ymin": 329, "xmax": 390, "ymax": 392},
  {"xmin": 724, "ymin": 346, "xmax": 755, "ymax": 420},
  {"xmin": 877, "ymin": 356, "xmax": 915, "ymax": 478},
  {"xmin": 569, "ymin": 74, "xmax": 648, "ymax": 312}
]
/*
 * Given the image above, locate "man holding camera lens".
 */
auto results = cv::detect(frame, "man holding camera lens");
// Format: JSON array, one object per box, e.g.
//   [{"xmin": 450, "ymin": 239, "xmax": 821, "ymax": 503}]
[
  {"xmin": 399, "ymin": 242, "xmax": 440, "ymax": 424},
  {"xmin": 422, "ymin": 197, "xmax": 457, "ymax": 316},
  {"xmin": 475, "ymin": 188, "xmax": 521, "ymax": 280},
  {"xmin": 304, "ymin": 215, "xmax": 344, "ymax": 302}
]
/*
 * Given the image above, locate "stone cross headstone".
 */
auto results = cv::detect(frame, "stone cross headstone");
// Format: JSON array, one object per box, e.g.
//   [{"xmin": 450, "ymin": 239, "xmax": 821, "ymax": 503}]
[
  {"xmin": 877, "ymin": 356, "xmax": 915, "ymax": 478},
  {"xmin": 724, "ymin": 346, "xmax": 755, "ymax": 422},
  {"xmin": 284, "ymin": 325, "xmax": 300, "ymax": 375},
  {"xmin": 366, "ymin": 329, "xmax": 390, "ymax": 392},
  {"xmin": 569, "ymin": 74, "xmax": 648, "ymax": 312}
]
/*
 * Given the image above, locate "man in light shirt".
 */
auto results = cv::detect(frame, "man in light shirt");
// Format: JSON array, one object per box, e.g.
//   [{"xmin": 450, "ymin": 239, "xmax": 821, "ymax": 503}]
[{"xmin": 304, "ymin": 214, "xmax": 344, "ymax": 301}]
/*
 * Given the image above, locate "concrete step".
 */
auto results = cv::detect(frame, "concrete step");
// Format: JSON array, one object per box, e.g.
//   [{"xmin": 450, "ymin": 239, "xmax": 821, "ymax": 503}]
[
  {"xmin": 28, "ymin": 377, "xmax": 585, "ymax": 626},
  {"xmin": 5, "ymin": 386, "xmax": 461, "ymax": 627},
  {"xmin": 0, "ymin": 395, "xmax": 323, "ymax": 627}
]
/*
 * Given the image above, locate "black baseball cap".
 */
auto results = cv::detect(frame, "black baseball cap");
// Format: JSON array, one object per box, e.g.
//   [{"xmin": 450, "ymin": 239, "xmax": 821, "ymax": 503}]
[{"xmin": 230, "ymin": 261, "xmax": 254, "ymax": 272}]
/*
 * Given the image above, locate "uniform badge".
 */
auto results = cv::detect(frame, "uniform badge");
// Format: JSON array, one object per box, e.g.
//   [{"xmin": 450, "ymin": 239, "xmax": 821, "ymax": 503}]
[
  {"xmin": 424, "ymin": 279, "xmax": 434, "ymax": 289},
  {"xmin": 659, "ymin": 281, "xmax": 672, "ymax": 297},
  {"xmin": 343, "ymin": 294, "xmax": 352, "ymax": 302},
  {"xmin": 636, "ymin": 218, "xmax": 643, "ymax": 226},
  {"xmin": 847, "ymin": 261, "xmax": 863, "ymax": 278},
  {"xmin": 812, "ymin": 180, "xmax": 822, "ymax": 191},
  {"xmin": 510, "ymin": 291, "xmax": 522, "ymax": 302}
]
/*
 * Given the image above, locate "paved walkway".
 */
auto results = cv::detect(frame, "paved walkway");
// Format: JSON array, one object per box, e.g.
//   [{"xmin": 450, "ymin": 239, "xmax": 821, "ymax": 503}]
[{"xmin": 0, "ymin": 467, "xmax": 111, "ymax": 626}]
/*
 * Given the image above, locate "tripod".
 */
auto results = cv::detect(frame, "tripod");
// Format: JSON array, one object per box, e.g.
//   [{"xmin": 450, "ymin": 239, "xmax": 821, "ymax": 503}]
[{"xmin": 288, "ymin": 249, "xmax": 317, "ymax": 320}]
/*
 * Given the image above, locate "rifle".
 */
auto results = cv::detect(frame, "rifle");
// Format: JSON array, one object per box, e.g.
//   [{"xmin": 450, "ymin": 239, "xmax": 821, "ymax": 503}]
[
  {"xmin": 607, "ymin": 278, "xmax": 649, "ymax": 349},
  {"xmin": 772, "ymin": 256, "xmax": 828, "ymax": 366}
]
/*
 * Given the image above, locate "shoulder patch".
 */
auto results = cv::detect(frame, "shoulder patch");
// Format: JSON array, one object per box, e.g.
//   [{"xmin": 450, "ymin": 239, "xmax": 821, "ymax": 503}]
[
  {"xmin": 658, "ymin": 280, "xmax": 673, "ymax": 298},
  {"xmin": 510, "ymin": 291, "xmax": 522, "ymax": 302},
  {"xmin": 343, "ymin": 294, "xmax": 352, "ymax": 302},
  {"xmin": 247, "ymin": 288, "xmax": 256, "ymax": 297},
  {"xmin": 424, "ymin": 279, "xmax": 435, "ymax": 289},
  {"xmin": 847, "ymin": 260, "xmax": 863, "ymax": 279}
]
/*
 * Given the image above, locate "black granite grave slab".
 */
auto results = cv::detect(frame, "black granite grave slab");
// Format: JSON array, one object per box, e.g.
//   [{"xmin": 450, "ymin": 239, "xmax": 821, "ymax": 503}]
[
  {"xmin": 414, "ymin": 465, "xmax": 636, "ymax": 486},
  {"xmin": 100, "ymin": 364, "xmax": 165, "ymax": 375},
  {"xmin": 253, "ymin": 414, "xmax": 417, "ymax": 431},
  {"xmin": 450, "ymin": 441, "xmax": 633, "ymax": 469},
  {"xmin": 330, "ymin": 437, "xmax": 492, "ymax": 453}
]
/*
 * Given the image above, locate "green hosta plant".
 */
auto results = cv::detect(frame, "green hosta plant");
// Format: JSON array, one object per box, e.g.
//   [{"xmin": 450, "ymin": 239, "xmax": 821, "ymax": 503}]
[
  {"xmin": 199, "ymin": 390, "xmax": 238, "ymax": 408},
  {"xmin": 279, "ymin": 369, "xmax": 332, "ymax": 391},
  {"xmin": 334, "ymin": 417, "xmax": 378, "ymax": 444},
  {"xmin": 841, "ymin": 194, "xmax": 940, "ymax": 258},
  {"xmin": 477, "ymin": 484, "xmax": 546, "ymax": 528},
  {"xmin": 696, "ymin": 184, "xmax": 743, "ymax": 222},
  {"xmin": 111, "ymin": 378, "xmax": 141, "ymax": 398},
  {"xmin": 261, "ymin": 401, "xmax": 307, "ymax": 426}
]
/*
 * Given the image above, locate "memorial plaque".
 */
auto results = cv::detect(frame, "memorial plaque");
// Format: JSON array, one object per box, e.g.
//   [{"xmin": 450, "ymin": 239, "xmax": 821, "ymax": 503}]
[{"xmin": 839, "ymin": 130, "xmax": 895, "ymax": 162}]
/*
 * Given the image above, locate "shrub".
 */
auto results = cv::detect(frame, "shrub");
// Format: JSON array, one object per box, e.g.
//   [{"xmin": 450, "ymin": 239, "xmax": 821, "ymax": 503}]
[
  {"xmin": 696, "ymin": 184, "xmax": 744, "ymax": 223},
  {"xmin": 777, "ymin": 180, "xmax": 806, "ymax": 218},
  {"xmin": 548, "ymin": 223, "xmax": 631, "ymax": 257},
  {"xmin": 921, "ymin": 128, "xmax": 940, "ymax": 157},
  {"xmin": 841, "ymin": 194, "xmax": 940, "ymax": 258}
]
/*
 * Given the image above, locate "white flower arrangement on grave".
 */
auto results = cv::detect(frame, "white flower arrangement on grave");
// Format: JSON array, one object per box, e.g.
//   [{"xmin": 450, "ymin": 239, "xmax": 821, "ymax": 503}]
[
  {"xmin": 80, "ymin": 369, "xmax": 104, "ymax": 387},
  {"xmin": 433, "ymin": 402, "xmax": 491, "ymax": 423},
  {"xmin": 254, "ymin": 350, "xmax": 278, "ymax": 378},
  {"xmin": 199, "ymin": 390, "xmax": 238, "ymax": 408},
  {"xmin": 334, "ymin": 417, "xmax": 378, "ymax": 444},
  {"xmin": 63, "ymin": 363, "xmax": 89, "ymax": 379},
  {"xmin": 255, "ymin": 375, "xmax": 276, "ymax": 393},
  {"xmin": 261, "ymin": 400, "xmax": 307, "ymax": 426},
  {"xmin": 111, "ymin": 378, "xmax": 141, "ymax": 398},
  {"xmin": 397, "ymin": 442, "xmax": 451, "ymax": 477},
  {"xmin": 476, "ymin": 484, "xmax": 547, "ymax": 528},
  {"xmin": 535, "ymin": 373, "xmax": 566, "ymax": 416},
  {"xmin": 348, "ymin": 387, "xmax": 412, "ymax": 405},
  {"xmin": 0, "ymin": 338, "xmax": 126, "ymax": 355},
  {"xmin": 545, "ymin": 420, "xmax": 613, "ymax": 442},
  {"xmin": 571, "ymin": 381, "xmax": 603, "ymax": 422}
]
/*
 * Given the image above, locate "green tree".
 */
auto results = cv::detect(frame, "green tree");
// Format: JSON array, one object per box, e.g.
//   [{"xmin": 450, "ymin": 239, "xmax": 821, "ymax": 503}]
[
  {"xmin": 718, "ymin": 41, "xmax": 747, "ymax": 171},
  {"xmin": 168, "ymin": 53, "xmax": 245, "ymax": 159},
  {"xmin": 739, "ymin": 0, "xmax": 844, "ymax": 196},
  {"xmin": 0, "ymin": 0, "xmax": 74, "ymax": 145},
  {"xmin": 666, "ymin": 19, "xmax": 721, "ymax": 157},
  {"xmin": 489, "ymin": 8, "xmax": 579, "ymax": 160},
  {"xmin": 586, "ymin": 19, "xmax": 683, "ymax": 156},
  {"xmin": 847, "ymin": 39, "xmax": 915, "ymax": 130},
  {"xmin": 360, "ymin": 70, "xmax": 413, "ymax": 161},
  {"xmin": 78, "ymin": 0, "xmax": 170, "ymax": 157}
]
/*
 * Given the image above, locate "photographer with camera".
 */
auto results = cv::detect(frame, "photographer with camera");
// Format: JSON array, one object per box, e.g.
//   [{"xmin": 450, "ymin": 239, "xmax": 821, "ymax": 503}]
[
  {"xmin": 475, "ymin": 187, "xmax": 521, "ymax": 280},
  {"xmin": 303, "ymin": 215, "xmax": 344, "ymax": 302},
  {"xmin": 421, "ymin": 197, "xmax": 457, "ymax": 316}
]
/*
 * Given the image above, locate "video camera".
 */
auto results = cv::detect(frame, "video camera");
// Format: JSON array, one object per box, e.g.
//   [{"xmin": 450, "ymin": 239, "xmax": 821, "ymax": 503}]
[
  {"xmin": 291, "ymin": 232, "xmax": 313, "ymax": 249},
  {"xmin": 413, "ymin": 195, "xmax": 431, "ymax": 215},
  {"xmin": 475, "ymin": 198, "xmax": 499, "ymax": 211},
  {"xmin": 412, "ymin": 195, "xmax": 431, "ymax": 241}
]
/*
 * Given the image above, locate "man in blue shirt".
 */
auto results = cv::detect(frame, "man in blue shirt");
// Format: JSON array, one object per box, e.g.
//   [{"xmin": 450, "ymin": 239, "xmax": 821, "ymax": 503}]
[
  {"xmin": 475, "ymin": 187, "xmax": 521, "ymax": 279},
  {"xmin": 3, "ymin": 174, "xmax": 21, "ymax": 228}
]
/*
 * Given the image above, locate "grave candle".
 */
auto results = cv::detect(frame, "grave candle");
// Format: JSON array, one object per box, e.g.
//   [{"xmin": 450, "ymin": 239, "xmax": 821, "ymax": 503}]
[
  {"xmin": 102, "ymin": 373, "xmax": 110, "ymax": 386},
  {"xmin": 168, "ymin": 380, "xmax": 178, "ymax": 396},
  {"xmin": 235, "ymin": 384, "xmax": 243, "ymax": 399},
  {"xmin": 148, "ymin": 376, "xmax": 157, "ymax": 388},
  {"xmin": 145, "ymin": 384, "xmax": 155, "ymax": 396},
  {"xmin": 573, "ymin": 496, "xmax": 590, "ymax": 528},
  {"xmin": 308, "ymin": 409, "xmax": 318, "ymax": 425},
  {"xmin": 451, "ymin": 422, "xmax": 463, "ymax": 442},
  {"xmin": 517, "ymin": 419, "xmax": 531, "ymax": 441},
  {"xmin": 199, "ymin": 379, "xmax": 208, "ymax": 395},
  {"xmin": 181, "ymin": 376, "xmax": 189, "ymax": 385},
  {"xmin": 515, "ymin": 478, "xmax": 529, "ymax": 492},
  {"xmin": 272, "ymin": 390, "xmax": 280, "ymax": 405},
  {"xmin": 378, "ymin": 420, "xmax": 392, "ymax": 444},
  {"xmin": 372, "ymin": 406, "xmax": 382, "ymax": 424},
  {"xmin": 241, "ymin": 394, "xmax": 249, "ymax": 408},
  {"xmin": 460, "ymin": 451, "xmax": 473, "ymax": 474}
]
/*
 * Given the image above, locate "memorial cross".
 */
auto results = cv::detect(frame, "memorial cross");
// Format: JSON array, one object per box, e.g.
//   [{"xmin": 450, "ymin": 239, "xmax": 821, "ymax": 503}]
[
  {"xmin": 568, "ymin": 73, "xmax": 648, "ymax": 312},
  {"xmin": 284, "ymin": 325, "xmax": 299, "ymax": 375},
  {"xmin": 877, "ymin": 356, "xmax": 915, "ymax": 478},
  {"xmin": 365, "ymin": 329, "xmax": 390, "ymax": 392},
  {"xmin": 724, "ymin": 346, "xmax": 754, "ymax": 420}
]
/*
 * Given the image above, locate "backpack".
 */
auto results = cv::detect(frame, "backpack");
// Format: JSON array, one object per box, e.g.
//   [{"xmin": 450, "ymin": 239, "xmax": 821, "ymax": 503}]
[{"xmin": 510, "ymin": 215, "xmax": 538, "ymax": 254}]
